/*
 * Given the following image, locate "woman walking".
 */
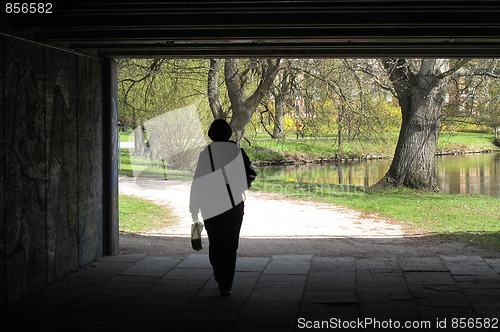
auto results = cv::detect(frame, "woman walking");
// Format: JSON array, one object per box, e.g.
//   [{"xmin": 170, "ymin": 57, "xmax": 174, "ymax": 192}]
[{"xmin": 190, "ymin": 119, "xmax": 253, "ymax": 296}]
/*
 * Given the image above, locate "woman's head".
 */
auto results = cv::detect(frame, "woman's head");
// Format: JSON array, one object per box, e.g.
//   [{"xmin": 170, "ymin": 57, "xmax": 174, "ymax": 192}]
[{"xmin": 208, "ymin": 119, "xmax": 233, "ymax": 141}]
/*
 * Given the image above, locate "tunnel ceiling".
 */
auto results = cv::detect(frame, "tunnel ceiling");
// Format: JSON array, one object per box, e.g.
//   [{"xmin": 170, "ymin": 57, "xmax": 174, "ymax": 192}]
[{"xmin": 2, "ymin": 0, "xmax": 500, "ymax": 58}]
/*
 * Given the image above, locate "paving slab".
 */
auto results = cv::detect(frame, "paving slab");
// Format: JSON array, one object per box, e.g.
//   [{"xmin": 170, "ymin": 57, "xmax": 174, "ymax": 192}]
[
  {"xmin": 308, "ymin": 270, "xmax": 354, "ymax": 278},
  {"xmin": 176, "ymin": 254, "xmax": 212, "ymax": 269},
  {"xmin": 67, "ymin": 262, "xmax": 135, "ymax": 279},
  {"xmin": 485, "ymin": 258, "xmax": 500, "ymax": 274},
  {"xmin": 400, "ymin": 257, "xmax": 448, "ymax": 272},
  {"xmin": 442, "ymin": 255, "xmax": 499, "ymax": 277},
  {"xmin": 310, "ymin": 256, "xmax": 356, "ymax": 271},
  {"xmin": 257, "ymin": 274, "xmax": 307, "ymax": 288},
  {"xmin": 235, "ymin": 257, "xmax": 270, "ymax": 272},
  {"xmin": 302, "ymin": 290, "xmax": 356, "ymax": 303},
  {"xmin": 163, "ymin": 268, "xmax": 213, "ymax": 280},
  {"xmin": 99, "ymin": 253, "xmax": 147, "ymax": 263},
  {"xmin": 404, "ymin": 271, "xmax": 456, "ymax": 285},
  {"xmin": 118, "ymin": 256, "xmax": 181, "ymax": 277},
  {"xmin": 299, "ymin": 302, "xmax": 359, "ymax": 315},
  {"xmin": 1, "ymin": 254, "xmax": 499, "ymax": 331},
  {"xmin": 306, "ymin": 277, "xmax": 355, "ymax": 292}
]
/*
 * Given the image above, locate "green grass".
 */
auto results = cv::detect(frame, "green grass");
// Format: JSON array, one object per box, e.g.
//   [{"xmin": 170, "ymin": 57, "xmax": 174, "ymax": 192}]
[
  {"xmin": 437, "ymin": 131, "xmax": 498, "ymax": 154},
  {"xmin": 242, "ymin": 131, "xmax": 499, "ymax": 163},
  {"xmin": 119, "ymin": 195, "xmax": 179, "ymax": 233},
  {"xmin": 119, "ymin": 131, "xmax": 133, "ymax": 143},
  {"xmin": 250, "ymin": 178, "xmax": 500, "ymax": 249},
  {"xmin": 119, "ymin": 148, "xmax": 194, "ymax": 181},
  {"xmin": 242, "ymin": 136, "xmax": 397, "ymax": 163}
]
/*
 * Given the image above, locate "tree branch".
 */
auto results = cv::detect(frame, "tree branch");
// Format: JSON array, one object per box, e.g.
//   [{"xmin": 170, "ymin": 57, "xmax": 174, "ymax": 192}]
[
  {"xmin": 207, "ymin": 59, "xmax": 225, "ymax": 119},
  {"xmin": 246, "ymin": 59, "xmax": 281, "ymax": 110},
  {"xmin": 436, "ymin": 59, "xmax": 471, "ymax": 79},
  {"xmin": 380, "ymin": 58, "xmax": 412, "ymax": 97},
  {"xmin": 452, "ymin": 67, "xmax": 500, "ymax": 79}
]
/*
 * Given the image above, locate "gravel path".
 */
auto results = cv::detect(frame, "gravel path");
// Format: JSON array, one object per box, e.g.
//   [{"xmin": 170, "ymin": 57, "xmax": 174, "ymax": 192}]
[
  {"xmin": 119, "ymin": 176, "xmax": 405, "ymax": 238},
  {"xmin": 118, "ymin": 175, "xmax": 499, "ymax": 259}
]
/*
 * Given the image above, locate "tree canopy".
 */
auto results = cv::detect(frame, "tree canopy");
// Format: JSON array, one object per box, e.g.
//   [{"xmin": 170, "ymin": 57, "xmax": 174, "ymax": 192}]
[{"xmin": 118, "ymin": 58, "xmax": 500, "ymax": 189}]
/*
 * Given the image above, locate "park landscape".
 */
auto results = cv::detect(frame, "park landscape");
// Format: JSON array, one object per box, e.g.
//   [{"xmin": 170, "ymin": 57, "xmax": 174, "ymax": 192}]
[{"xmin": 116, "ymin": 58, "xmax": 500, "ymax": 255}]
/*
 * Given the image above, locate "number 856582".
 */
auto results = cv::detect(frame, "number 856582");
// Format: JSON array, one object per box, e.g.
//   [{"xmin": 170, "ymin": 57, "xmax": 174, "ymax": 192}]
[{"xmin": 5, "ymin": 3, "xmax": 53, "ymax": 14}]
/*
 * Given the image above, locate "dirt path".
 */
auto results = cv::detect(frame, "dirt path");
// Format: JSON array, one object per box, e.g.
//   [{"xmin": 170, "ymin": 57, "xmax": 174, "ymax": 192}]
[{"xmin": 118, "ymin": 176, "xmax": 499, "ymax": 259}]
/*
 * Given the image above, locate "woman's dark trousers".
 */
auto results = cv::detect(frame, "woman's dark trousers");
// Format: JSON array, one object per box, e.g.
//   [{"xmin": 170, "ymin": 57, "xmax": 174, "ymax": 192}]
[{"xmin": 204, "ymin": 202, "xmax": 244, "ymax": 292}]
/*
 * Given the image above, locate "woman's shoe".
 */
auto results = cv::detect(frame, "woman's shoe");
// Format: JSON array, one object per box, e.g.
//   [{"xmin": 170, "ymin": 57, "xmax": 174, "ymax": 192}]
[{"xmin": 220, "ymin": 289, "xmax": 231, "ymax": 297}]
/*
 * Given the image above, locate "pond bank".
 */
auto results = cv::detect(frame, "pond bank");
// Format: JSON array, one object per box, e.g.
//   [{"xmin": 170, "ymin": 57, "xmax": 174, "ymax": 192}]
[
  {"xmin": 252, "ymin": 147, "xmax": 500, "ymax": 166},
  {"xmin": 246, "ymin": 133, "xmax": 499, "ymax": 166}
]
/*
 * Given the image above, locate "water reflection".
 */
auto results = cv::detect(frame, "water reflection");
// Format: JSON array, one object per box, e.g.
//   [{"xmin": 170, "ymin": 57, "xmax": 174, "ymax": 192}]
[
  {"xmin": 436, "ymin": 152, "xmax": 500, "ymax": 198},
  {"xmin": 256, "ymin": 152, "xmax": 500, "ymax": 198}
]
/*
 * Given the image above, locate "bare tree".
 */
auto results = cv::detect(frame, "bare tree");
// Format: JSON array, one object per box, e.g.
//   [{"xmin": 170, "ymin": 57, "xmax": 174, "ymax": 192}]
[{"xmin": 269, "ymin": 59, "xmax": 306, "ymax": 140}]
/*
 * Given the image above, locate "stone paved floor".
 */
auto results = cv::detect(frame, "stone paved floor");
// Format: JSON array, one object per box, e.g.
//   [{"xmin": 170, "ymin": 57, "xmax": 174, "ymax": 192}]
[{"xmin": 1, "ymin": 254, "xmax": 500, "ymax": 331}]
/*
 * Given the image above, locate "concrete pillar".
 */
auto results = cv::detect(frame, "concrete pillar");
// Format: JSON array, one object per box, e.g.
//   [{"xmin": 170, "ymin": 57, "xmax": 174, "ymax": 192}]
[{"xmin": 102, "ymin": 58, "xmax": 119, "ymax": 256}]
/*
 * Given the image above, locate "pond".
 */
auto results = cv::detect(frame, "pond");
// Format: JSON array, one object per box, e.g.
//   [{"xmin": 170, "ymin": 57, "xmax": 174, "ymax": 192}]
[{"xmin": 255, "ymin": 152, "xmax": 500, "ymax": 198}]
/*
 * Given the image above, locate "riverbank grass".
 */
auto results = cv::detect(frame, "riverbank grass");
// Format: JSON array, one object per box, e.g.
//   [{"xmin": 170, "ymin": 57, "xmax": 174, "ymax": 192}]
[
  {"xmin": 119, "ymin": 195, "xmax": 178, "ymax": 233},
  {"xmin": 437, "ymin": 131, "xmax": 498, "ymax": 154},
  {"xmin": 242, "ymin": 131, "xmax": 499, "ymax": 163},
  {"xmin": 251, "ymin": 178, "xmax": 500, "ymax": 249}
]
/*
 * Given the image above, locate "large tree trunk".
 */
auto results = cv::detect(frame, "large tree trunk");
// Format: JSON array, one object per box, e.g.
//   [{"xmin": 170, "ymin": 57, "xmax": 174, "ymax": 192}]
[
  {"xmin": 376, "ymin": 59, "xmax": 450, "ymax": 192},
  {"xmin": 379, "ymin": 88, "xmax": 443, "ymax": 191}
]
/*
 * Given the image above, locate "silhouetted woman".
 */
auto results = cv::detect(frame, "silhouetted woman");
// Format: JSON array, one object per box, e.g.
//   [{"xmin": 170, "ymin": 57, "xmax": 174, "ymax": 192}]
[{"xmin": 190, "ymin": 119, "xmax": 253, "ymax": 296}]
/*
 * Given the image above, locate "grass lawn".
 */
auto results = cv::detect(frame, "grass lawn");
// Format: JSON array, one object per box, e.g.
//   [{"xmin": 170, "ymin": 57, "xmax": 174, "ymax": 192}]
[
  {"xmin": 119, "ymin": 131, "xmax": 133, "ymax": 143},
  {"xmin": 437, "ymin": 131, "xmax": 498, "ymax": 154},
  {"xmin": 119, "ymin": 195, "xmax": 179, "ymax": 233},
  {"xmin": 241, "ymin": 131, "xmax": 499, "ymax": 163},
  {"xmin": 250, "ymin": 178, "xmax": 500, "ymax": 249},
  {"xmin": 241, "ymin": 136, "xmax": 397, "ymax": 162},
  {"xmin": 119, "ymin": 148, "xmax": 194, "ymax": 181}
]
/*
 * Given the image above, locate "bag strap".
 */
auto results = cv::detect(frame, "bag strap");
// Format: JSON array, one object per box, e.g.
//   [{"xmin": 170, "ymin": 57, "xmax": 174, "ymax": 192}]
[
  {"xmin": 208, "ymin": 145, "xmax": 235, "ymax": 208},
  {"xmin": 207, "ymin": 145, "xmax": 215, "ymax": 172}
]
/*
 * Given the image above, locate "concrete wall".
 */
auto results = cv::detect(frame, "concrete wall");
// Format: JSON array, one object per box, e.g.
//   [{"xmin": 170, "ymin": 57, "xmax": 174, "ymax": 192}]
[{"xmin": 0, "ymin": 34, "xmax": 105, "ymax": 306}]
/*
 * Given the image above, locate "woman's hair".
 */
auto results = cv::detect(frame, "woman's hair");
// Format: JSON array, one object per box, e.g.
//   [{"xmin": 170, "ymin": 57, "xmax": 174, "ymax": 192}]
[{"xmin": 208, "ymin": 119, "xmax": 233, "ymax": 141}]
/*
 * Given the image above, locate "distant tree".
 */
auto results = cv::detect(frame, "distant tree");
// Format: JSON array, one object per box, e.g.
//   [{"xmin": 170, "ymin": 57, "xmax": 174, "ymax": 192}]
[
  {"xmin": 269, "ymin": 59, "xmax": 310, "ymax": 140},
  {"xmin": 270, "ymin": 60, "xmax": 292, "ymax": 140},
  {"xmin": 442, "ymin": 60, "xmax": 500, "ymax": 137},
  {"xmin": 477, "ymin": 80, "xmax": 500, "ymax": 138},
  {"xmin": 301, "ymin": 59, "xmax": 395, "ymax": 154}
]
